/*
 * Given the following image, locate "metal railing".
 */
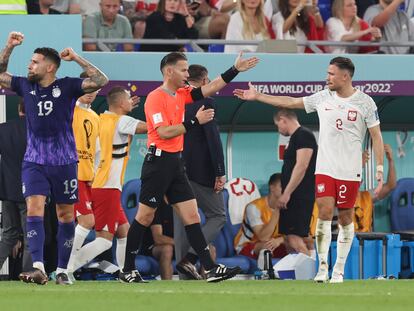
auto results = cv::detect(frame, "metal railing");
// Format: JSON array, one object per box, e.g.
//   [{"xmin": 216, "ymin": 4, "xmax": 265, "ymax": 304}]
[{"xmin": 82, "ymin": 38, "xmax": 414, "ymax": 53}]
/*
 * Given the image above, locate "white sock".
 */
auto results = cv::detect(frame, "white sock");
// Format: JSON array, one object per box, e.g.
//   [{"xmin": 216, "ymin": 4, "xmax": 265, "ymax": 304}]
[
  {"xmin": 72, "ymin": 237, "xmax": 112, "ymax": 272},
  {"xmin": 67, "ymin": 225, "xmax": 91, "ymax": 272},
  {"xmin": 56, "ymin": 267, "xmax": 67, "ymax": 275},
  {"xmin": 315, "ymin": 219, "xmax": 332, "ymax": 267},
  {"xmin": 33, "ymin": 261, "xmax": 45, "ymax": 274},
  {"xmin": 333, "ymin": 223, "xmax": 354, "ymax": 274},
  {"xmin": 116, "ymin": 238, "xmax": 127, "ymax": 270}
]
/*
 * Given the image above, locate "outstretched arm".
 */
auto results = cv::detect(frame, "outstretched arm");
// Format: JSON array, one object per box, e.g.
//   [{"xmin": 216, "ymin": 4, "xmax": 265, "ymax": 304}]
[
  {"xmin": 234, "ymin": 82, "xmax": 305, "ymax": 109},
  {"xmin": 60, "ymin": 47, "xmax": 109, "ymax": 93},
  {"xmin": 0, "ymin": 31, "xmax": 24, "ymax": 89},
  {"xmin": 200, "ymin": 52, "xmax": 259, "ymax": 98}
]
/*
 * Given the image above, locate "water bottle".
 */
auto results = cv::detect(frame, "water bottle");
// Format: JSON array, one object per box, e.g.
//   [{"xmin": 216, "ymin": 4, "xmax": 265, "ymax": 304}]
[{"xmin": 254, "ymin": 270, "xmax": 263, "ymax": 280}]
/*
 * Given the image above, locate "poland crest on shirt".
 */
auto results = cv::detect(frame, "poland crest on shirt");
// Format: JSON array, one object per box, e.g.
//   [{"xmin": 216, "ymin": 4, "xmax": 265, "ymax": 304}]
[{"xmin": 303, "ymin": 89, "xmax": 380, "ymax": 181}]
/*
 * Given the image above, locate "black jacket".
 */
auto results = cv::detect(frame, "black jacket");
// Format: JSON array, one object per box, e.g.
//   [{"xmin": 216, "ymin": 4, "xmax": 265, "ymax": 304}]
[
  {"xmin": 0, "ymin": 117, "xmax": 27, "ymax": 202},
  {"xmin": 183, "ymin": 97, "xmax": 225, "ymax": 188},
  {"xmin": 140, "ymin": 11, "xmax": 198, "ymax": 52}
]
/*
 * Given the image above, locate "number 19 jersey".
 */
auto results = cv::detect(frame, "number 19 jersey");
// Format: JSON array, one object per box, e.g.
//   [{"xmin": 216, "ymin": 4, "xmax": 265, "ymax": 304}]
[
  {"xmin": 303, "ymin": 89, "xmax": 380, "ymax": 181},
  {"xmin": 11, "ymin": 76, "xmax": 84, "ymax": 166}
]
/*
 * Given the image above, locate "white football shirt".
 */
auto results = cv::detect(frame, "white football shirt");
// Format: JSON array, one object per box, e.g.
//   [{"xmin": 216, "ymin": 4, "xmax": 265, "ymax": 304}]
[{"xmin": 303, "ymin": 89, "xmax": 380, "ymax": 181}]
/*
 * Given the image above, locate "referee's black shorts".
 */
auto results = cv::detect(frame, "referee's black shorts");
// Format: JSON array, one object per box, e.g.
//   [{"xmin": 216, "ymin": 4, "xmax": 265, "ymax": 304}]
[
  {"xmin": 279, "ymin": 197, "xmax": 314, "ymax": 237},
  {"xmin": 139, "ymin": 151, "xmax": 195, "ymax": 209}
]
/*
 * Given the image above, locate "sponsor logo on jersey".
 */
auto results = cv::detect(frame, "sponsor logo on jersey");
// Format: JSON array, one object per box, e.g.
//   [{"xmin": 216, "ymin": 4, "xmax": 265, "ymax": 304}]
[{"xmin": 347, "ymin": 110, "xmax": 357, "ymax": 121}]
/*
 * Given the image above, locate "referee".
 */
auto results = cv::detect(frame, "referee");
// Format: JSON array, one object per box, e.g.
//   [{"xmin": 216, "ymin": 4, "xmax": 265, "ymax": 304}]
[{"xmin": 121, "ymin": 52, "xmax": 259, "ymax": 283}]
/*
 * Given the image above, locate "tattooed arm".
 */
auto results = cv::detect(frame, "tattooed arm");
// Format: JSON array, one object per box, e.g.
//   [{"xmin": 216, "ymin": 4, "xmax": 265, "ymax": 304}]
[
  {"xmin": 60, "ymin": 47, "xmax": 109, "ymax": 93},
  {"xmin": 0, "ymin": 32, "xmax": 24, "ymax": 89}
]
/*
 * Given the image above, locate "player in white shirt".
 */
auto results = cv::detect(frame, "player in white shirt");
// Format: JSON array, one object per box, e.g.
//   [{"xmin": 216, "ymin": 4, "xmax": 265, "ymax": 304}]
[{"xmin": 234, "ymin": 57, "xmax": 384, "ymax": 283}]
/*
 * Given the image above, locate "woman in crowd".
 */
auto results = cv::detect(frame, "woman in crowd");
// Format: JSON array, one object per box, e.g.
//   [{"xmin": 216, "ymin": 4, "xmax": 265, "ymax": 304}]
[
  {"xmin": 225, "ymin": 0, "xmax": 275, "ymax": 53},
  {"xmin": 325, "ymin": 0, "xmax": 381, "ymax": 54},
  {"xmin": 272, "ymin": 0, "xmax": 324, "ymax": 53},
  {"xmin": 140, "ymin": 0, "xmax": 198, "ymax": 52}
]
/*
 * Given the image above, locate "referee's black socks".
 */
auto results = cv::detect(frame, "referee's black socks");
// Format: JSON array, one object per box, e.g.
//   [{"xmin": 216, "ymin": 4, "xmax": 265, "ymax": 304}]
[
  {"xmin": 123, "ymin": 219, "xmax": 147, "ymax": 271},
  {"xmin": 184, "ymin": 223, "xmax": 217, "ymax": 271}
]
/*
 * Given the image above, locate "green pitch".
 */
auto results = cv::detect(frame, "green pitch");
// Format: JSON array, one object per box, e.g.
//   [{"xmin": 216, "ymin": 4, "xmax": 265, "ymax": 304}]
[{"xmin": 0, "ymin": 280, "xmax": 412, "ymax": 311}]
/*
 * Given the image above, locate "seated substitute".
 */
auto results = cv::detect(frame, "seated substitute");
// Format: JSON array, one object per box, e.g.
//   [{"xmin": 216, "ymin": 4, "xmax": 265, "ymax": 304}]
[{"xmin": 234, "ymin": 173, "xmax": 287, "ymax": 260}]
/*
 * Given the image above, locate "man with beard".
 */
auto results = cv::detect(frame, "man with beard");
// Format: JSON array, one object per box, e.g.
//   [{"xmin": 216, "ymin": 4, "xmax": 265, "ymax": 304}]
[
  {"xmin": 234, "ymin": 57, "xmax": 384, "ymax": 283},
  {"xmin": 0, "ymin": 31, "xmax": 108, "ymax": 285}
]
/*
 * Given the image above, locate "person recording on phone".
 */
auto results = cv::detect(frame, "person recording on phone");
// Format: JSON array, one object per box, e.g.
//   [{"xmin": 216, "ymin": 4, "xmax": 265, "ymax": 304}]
[
  {"xmin": 140, "ymin": 0, "xmax": 199, "ymax": 52},
  {"xmin": 271, "ymin": 0, "xmax": 324, "ymax": 53}
]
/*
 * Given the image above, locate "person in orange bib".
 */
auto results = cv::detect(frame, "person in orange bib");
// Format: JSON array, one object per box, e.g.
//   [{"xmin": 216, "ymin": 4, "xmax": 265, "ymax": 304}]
[
  {"xmin": 69, "ymin": 86, "xmax": 147, "ymax": 273},
  {"xmin": 67, "ymin": 73, "xmax": 100, "ymax": 277}
]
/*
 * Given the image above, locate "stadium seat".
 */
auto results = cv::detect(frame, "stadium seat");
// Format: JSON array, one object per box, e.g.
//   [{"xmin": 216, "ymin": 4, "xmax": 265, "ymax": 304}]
[
  {"xmin": 219, "ymin": 189, "xmax": 256, "ymax": 273},
  {"xmin": 318, "ymin": 0, "xmax": 331, "ymax": 22},
  {"xmin": 120, "ymin": 178, "xmax": 141, "ymax": 223},
  {"xmin": 390, "ymin": 178, "xmax": 414, "ymax": 231},
  {"xmin": 121, "ymin": 178, "xmax": 159, "ymax": 276},
  {"xmin": 208, "ymin": 44, "xmax": 224, "ymax": 53}
]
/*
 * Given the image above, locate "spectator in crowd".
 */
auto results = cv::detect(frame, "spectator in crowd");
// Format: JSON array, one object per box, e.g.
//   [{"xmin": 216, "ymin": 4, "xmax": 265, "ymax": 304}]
[
  {"xmin": 234, "ymin": 173, "xmax": 287, "ymax": 260},
  {"xmin": 174, "ymin": 64, "xmax": 227, "ymax": 280},
  {"xmin": 272, "ymin": 0, "xmax": 324, "ymax": 53},
  {"xmin": 224, "ymin": 0, "xmax": 275, "ymax": 53},
  {"xmin": 191, "ymin": 0, "xmax": 230, "ymax": 40},
  {"xmin": 0, "ymin": 102, "xmax": 32, "ymax": 275},
  {"xmin": 364, "ymin": 0, "xmax": 414, "ymax": 54},
  {"xmin": 51, "ymin": 0, "xmax": 80, "ymax": 13},
  {"xmin": 83, "ymin": 0, "xmax": 134, "ymax": 52},
  {"xmin": 326, "ymin": 0, "xmax": 382, "ymax": 54},
  {"xmin": 140, "ymin": 0, "xmax": 198, "ymax": 52},
  {"xmin": 141, "ymin": 201, "xmax": 175, "ymax": 280}
]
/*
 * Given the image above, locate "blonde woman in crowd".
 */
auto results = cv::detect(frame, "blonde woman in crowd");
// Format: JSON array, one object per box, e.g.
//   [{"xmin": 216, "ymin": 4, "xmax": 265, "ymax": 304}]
[
  {"xmin": 326, "ymin": 0, "xmax": 381, "ymax": 54},
  {"xmin": 224, "ymin": 0, "xmax": 275, "ymax": 53}
]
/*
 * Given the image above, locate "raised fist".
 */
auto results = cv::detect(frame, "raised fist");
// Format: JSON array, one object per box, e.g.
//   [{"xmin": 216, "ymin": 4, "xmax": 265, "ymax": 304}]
[{"xmin": 7, "ymin": 31, "xmax": 24, "ymax": 47}]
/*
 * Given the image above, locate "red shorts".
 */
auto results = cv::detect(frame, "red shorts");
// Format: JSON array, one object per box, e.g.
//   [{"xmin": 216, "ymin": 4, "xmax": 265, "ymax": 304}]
[
  {"xmin": 315, "ymin": 174, "xmax": 360, "ymax": 209},
  {"xmin": 238, "ymin": 242, "xmax": 288, "ymax": 259},
  {"xmin": 74, "ymin": 181, "xmax": 93, "ymax": 217},
  {"xmin": 92, "ymin": 188, "xmax": 128, "ymax": 234}
]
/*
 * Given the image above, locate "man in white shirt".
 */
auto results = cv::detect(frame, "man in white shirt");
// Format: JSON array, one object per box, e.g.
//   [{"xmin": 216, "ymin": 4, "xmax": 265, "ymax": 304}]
[{"xmin": 233, "ymin": 57, "xmax": 384, "ymax": 283}]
